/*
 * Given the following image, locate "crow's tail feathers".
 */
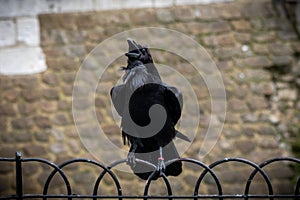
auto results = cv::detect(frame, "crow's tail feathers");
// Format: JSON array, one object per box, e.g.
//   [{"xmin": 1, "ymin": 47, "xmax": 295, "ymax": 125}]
[
  {"xmin": 130, "ymin": 141, "xmax": 182, "ymax": 180},
  {"xmin": 175, "ymin": 130, "xmax": 191, "ymax": 142}
]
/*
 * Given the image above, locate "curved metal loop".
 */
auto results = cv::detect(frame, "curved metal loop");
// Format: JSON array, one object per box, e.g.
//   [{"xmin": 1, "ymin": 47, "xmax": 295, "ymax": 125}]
[
  {"xmin": 143, "ymin": 171, "xmax": 172, "ymax": 200},
  {"xmin": 93, "ymin": 158, "xmax": 157, "ymax": 200},
  {"xmin": 201, "ymin": 158, "xmax": 273, "ymax": 200},
  {"xmin": 168, "ymin": 158, "xmax": 223, "ymax": 200},
  {"xmin": 22, "ymin": 158, "xmax": 72, "ymax": 200},
  {"xmin": 43, "ymin": 158, "xmax": 122, "ymax": 200},
  {"xmin": 246, "ymin": 157, "xmax": 300, "ymax": 198},
  {"xmin": 296, "ymin": 177, "xmax": 300, "ymax": 197}
]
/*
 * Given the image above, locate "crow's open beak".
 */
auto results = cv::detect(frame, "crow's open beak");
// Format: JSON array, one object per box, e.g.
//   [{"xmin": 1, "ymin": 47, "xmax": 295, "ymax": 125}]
[{"xmin": 127, "ymin": 38, "xmax": 140, "ymax": 52}]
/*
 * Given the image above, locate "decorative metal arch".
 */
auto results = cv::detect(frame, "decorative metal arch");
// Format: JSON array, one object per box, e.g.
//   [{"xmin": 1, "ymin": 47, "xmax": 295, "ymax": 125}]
[{"xmin": 0, "ymin": 152, "xmax": 299, "ymax": 200}]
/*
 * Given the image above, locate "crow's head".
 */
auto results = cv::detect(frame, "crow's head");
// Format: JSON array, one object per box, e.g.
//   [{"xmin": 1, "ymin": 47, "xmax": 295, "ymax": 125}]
[
  {"xmin": 125, "ymin": 38, "xmax": 153, "ymax": 64},
  {"xmin": 124, "ymin": 38, "xmax": 161, "ymax": 81}
]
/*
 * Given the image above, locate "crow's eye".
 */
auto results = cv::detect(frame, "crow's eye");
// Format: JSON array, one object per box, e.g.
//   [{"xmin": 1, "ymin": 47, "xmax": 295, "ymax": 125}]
[{"xmin": 141, "ymin": 49, "xmax": 146, "ymax": 54}]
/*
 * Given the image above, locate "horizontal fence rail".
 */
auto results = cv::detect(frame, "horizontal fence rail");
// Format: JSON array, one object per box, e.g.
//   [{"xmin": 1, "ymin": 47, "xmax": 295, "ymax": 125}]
[{"xmin": 0, "ymin": 152, "xmax": 300, "ymax": 199}]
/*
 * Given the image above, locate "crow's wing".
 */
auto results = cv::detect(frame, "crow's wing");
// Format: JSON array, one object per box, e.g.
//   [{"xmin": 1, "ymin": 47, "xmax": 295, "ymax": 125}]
[
  {"xmin": 164, "ymin": 85, "xmax": 183, "ymax": 124},
  {"xmin": 110, "ymin": 84, "xmax": 126, "ymax": 117}
]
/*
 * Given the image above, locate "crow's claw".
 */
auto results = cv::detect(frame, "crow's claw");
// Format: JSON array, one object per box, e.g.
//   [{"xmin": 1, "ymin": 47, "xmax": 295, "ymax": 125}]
[
  {"xmin": 127, "ymin": 152, "xmax": 136, "ymax": 167},
  {"xmin": 157, "ymin": 157, "xmax": 166, "ymax": 176}
]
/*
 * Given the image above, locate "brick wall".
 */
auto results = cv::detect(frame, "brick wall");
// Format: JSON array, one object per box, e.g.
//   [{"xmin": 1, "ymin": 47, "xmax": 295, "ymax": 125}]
[{"xmin": 0, "ymin": 0, "xmax": 300, "ymax": 196}]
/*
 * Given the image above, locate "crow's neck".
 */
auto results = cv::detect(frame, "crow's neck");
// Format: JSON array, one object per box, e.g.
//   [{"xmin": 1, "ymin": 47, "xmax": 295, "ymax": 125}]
[
  {"xmin": 125, "ymin": 68, "xmax": 158, "ymax": 92},
  {"xmin": 129, "ymin": 71, "xmax": 151, "ymax": 91}
]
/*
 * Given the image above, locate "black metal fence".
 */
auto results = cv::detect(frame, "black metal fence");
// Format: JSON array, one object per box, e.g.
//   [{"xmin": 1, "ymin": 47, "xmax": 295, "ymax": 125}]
[{"xmin": 1, "ymin": 152, "xmax": 300, "ymax": 199}]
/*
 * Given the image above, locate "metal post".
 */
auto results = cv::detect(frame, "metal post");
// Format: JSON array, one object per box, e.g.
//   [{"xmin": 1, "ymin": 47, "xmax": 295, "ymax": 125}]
[{"xmin": 15, "ymin": 152, "xmax": 23, "ymax": 200}]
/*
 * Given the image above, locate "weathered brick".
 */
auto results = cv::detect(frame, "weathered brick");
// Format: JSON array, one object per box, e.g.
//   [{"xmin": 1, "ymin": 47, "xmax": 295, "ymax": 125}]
[
  {"xmin": 76, "ymin": 13, "xmax": 97, "ymax": 29},
  {"xmin": 18, "ymin": 103, "xmax": 36, "ymax": 115},
  {"xmin": 271, "ymin": 55, "xmax": 293, "ymax": 67},
  {"xmin": 257, "ymin": 137, "xmax": 279, "ymax": 149},
  {"xmin": 60, "ymin": 57, "xmax": 81, "ymax": 71},
  {"xmin": 241, "ymin": 113, "xmax": 258, "ymax": 123},
  {"xmin": 250, "ymin": 19, "xmax": 264, "ymax": 30},
  {"xmin": 241, "ymin": 126, "xmax": 256, "ymax": 137},
  {"xmin": 223, "ymin": 127, "xmax": 241, "ymax": 137},
  {"xmin": 195, "ymin": 5, "xmax": 220, "ymax": 20},
  {"xmin": 248, "ymin": 96, "xmax": 268, "ymax": 110},
  {"xmin": 43, "ymin": 46, "xmax": 64, "ymax": 57},
  {"xmin": 217, "ymin": 60, "xmax": 234, "ymax": 72},
  {"xmin": 278, "ymin": 89, "xmax": 297, "ymax": 101},
  {"xmin": 209, "ymin": 21, "xmax": 231, "ymax": 33},
  {"xmin": 0, "ymin": 77, "xmax": 13, "ymax": 90},
  {"xmin": 242, "ymin": 2, "xmax": 275, "ymax": 19},
  {"xmin": 202, "ymin": 33, "xmax": 235, "ymax": 47},
  {"xmin": 62, "ymin": 85, "xmax": 73, "ymax": 96},
  {"xmin": 235, "ymin": 140, "xmax": 256, "ymax": 154},
  {"xmin": 219, "ymin": 168, "xmax": 248, "ymax": 183},
  {"xmin": 240, "ymin": 56, "xmax": 272, "ymax": 68},
  {"xmin": 278, "ymin": 30, "xmax": 298, "ymax": 41},
  {"xmin": 57, "ymin": 100, "xmax": 71, "ymax": 110},
  {"xmin": 218, "ymin": 3, "xmax": 242, "ymax": 19},
  {"xmin": 13, "ymin": 131, "xmax": 32, "ymax": 142},
  {"xmin": 0, "ymin": 176, "xmax": 10, "ymax": 193},
  {"xmin": 23, "ymin": 144, "xmax": 47, "ymax": 156},
  {"xmin": 0, "ymin": 147, "xmax": 15, "ymax": 157},
  {"xmin": 11, "ymin": 118, "xmax": 34, "ymax": 129},
  {"xmin": 231, "ymin": 20, "xmax": 252, "ymax": 31},
  {"xmin": 252, "ymin": 43, "xmax": 270, "ymax": 54},
  {"xmin": 228, "ymin": 98, "xmax": 248, "ymax": 112},
  {"xmin": 223, "ymin": 113, "xmax": 240, "ymax": 124},
  {"xmin": 35, "ymin": 132, "xmax": 49, "ymax": 142},
  {"xmin": 172, "ymin": 6, "xmax": 196, "ymax": 22},
  {"xmin": 253, "ymin": 32, "xmax": 276, "ymax": 43},
  {"xmin": 129, "ymin": 9, "xmax": 156, "ymax": 25},
  {"xmin": 258, "ymin": 126, "xmax": 276, "ymax": 135},
  {"xmin": 95, "ymin": 11, "xmax": 130, "ymax": 26},
  {"xmin": 34, "ymin": 115, "xmax": 51, "ymax": 129},
  {"xmin": 269, "ymin": 43, "xmax": 294, "ymax": 56},
  {"xmin": 187, "ymin": 21, "xmax": 230, "ymax": 35},
  {"xmin": 245, "ymin": 69, "xmax": 272, "ymax": 82},
  {"xmin": 234, "ymin": 32, "xmax": 251, "ymax": 43},
  {"xmin": 0, "ymin": 104, "xmax": 16, "ymax": 116},
  {"xmin": 40, "ymin": 101, "xmax": 57, "ymax": 113},
  {"xmin": 250, "ymin": 82, "xmax": 275, "ymax": 96},
  {"xmin": 214, "ymin": 47, "xmax": 239, "ymax": 59},
  {"xmin": 50, "ymin": 142, "xmax": 65, "ymax": 154},
  {"xmin": 61, "ymin": 72, "xmax": 76, "ymax": 83},
  {"xmin": 15, "ymin": 76, "xmax": 39, "ymax": 89},
  {"xmin": 63, "ymin": 45, "xmax": 86, "ymax": 58},
  {"xmin": 2, "ymin": 90, "xmax": 19, "ymax": 102},
  {"xmin": 42, "ymin": 88, "xmax": 60, "ymax": 100},
  {"xmin": 156, "ymin": 9, "xmax": 174, "ymax": 23},
  {"xmin": 53, "ymin": 113, "xmax": 70, "ymax": 126},
  {"xmin": 0, "ymin": 117, "xmax": 7, "ymax": 131},
  {"xmin": 42, "ymin": 72, "xmax": 59, "ymax": 86},
  {"xmin": 46, "ymin": 58, "xmax": 63, "ymax": 71},
  {"xmin": 22, "ymin": 89, "xmax": 41, "ymax": 102}
]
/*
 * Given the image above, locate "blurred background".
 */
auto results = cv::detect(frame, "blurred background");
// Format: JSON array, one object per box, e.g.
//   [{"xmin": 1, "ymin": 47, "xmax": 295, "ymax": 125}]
[{"xmin": 0, "ymin": 0, "xmax": 300, "ymax": 197}]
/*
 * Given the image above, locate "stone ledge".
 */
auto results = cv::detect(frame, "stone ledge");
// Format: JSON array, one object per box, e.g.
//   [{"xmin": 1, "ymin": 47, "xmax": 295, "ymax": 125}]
[
  {"xmin": 0, "ymin": 0, "xmax": 233, "ymax": 17},
  {"xmin": 0, "ymin": 46, "xmax": 46, "ymax": 75}
]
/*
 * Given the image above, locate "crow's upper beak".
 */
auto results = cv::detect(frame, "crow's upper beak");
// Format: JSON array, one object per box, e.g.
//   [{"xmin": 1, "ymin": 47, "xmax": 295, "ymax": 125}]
[{"xmin": 127, "ymin": 38, "xmax": 140, "ymax": 52}]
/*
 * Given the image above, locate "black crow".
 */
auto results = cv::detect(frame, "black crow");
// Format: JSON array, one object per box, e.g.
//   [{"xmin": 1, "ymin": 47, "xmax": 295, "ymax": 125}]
[{"xmin": 110, "ymin": 39, "xmax": 189, "ymax": 180}]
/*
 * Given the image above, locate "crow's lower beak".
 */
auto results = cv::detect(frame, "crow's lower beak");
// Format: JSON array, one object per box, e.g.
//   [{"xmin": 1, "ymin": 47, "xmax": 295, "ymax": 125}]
[
  {"xmin": 127, "ymin": 38, "xmax": 140, "ymax": 52},
  {"xmin": 125, "ymin": 52, "xmax": 140, "ymax": 59}
]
